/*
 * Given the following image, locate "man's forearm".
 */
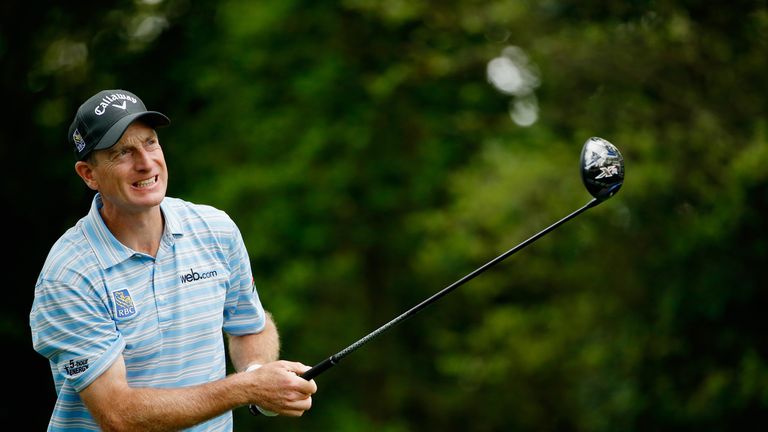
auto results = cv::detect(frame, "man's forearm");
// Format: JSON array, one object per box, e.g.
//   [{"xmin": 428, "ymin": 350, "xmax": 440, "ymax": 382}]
[
  {"xmin": 116, "ymin": 373, "xmax": 253, "ymax": 431},
  {"xmin": 82, "ymin": 352, "xmax": 316, "ymax": 430},
  {"xmin": 81, "ymin": 355, "xmax": 252, "ymax": 432}
]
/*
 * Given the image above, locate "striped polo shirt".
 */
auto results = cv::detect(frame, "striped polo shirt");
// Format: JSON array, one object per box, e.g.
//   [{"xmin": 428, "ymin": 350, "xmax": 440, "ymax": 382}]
[{"xmin": 30, "ymin": 194, "xmax": 266, "ymax": 431}]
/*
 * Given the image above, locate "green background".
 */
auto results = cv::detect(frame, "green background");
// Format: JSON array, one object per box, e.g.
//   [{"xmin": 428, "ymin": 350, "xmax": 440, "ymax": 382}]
[{"xmin": 3, "ymin": 1, "xmax": 767, "ymax": 430}]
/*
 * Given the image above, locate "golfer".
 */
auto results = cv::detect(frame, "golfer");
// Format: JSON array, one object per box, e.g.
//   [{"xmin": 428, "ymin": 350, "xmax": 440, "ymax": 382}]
[{"xmin": 30, "ymin": 89, "xmax": 317, "ymax": 431}]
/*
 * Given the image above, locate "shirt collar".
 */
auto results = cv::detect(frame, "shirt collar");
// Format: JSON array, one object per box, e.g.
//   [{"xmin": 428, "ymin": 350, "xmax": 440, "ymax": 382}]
[
  {"xmin": 82, "ymin": 194, "xmax": 183, "ymax": 269},
  {"xmin": 160, "ymin": 198, "xmax": 183, "ymax": 238}
]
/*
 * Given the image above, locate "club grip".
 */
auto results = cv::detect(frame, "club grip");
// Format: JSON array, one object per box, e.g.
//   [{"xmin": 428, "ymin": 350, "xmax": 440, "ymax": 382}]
[{"xmin": 300, "ymin": 356, "xmax": 336, "ymax": 381}]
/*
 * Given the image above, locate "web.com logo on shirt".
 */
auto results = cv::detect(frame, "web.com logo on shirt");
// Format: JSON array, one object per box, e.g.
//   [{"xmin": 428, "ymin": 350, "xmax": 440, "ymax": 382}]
[{"xmin": 180, "ymin": 268, "xmax": 218, "ymax": 284}]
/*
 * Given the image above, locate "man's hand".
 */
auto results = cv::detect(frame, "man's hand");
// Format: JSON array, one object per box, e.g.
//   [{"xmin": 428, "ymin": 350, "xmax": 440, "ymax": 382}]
[{"xmin": 245, "ymin": 360, "xmax": 317, "ymax": 416}]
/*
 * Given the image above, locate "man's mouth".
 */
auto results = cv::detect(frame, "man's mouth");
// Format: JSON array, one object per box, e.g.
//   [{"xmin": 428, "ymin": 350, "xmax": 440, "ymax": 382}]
[{"xmin": 134, "ymin": 175, "xmax": 158, "ymax": 188}]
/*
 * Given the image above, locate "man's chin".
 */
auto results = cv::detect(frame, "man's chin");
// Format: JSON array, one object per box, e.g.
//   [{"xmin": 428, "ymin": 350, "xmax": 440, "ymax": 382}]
[{"xmin": 131, "ymin": 189, "xmax": 166, "ymax": 208}]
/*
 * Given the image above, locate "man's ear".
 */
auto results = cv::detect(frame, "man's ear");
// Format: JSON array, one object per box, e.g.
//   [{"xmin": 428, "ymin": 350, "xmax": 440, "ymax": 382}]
[{"xmin": 75, "ymin": 161, "xmax": 99, "ymax": 191}]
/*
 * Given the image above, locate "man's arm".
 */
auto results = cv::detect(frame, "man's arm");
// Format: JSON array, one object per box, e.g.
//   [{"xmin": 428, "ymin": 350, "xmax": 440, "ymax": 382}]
[
  {"xmin": 228, "ymin": 311, "xmax": 280, "ymax": 372},
  {"xmin": 80, "ymin": 352, "xmax": 317, "ymax": 432}
]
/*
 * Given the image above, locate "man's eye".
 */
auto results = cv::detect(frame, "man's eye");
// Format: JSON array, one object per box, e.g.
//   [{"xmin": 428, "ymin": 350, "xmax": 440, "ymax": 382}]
[{"xmin": 113, "ymin": 148, "xmax": 130, "ymax": 159}]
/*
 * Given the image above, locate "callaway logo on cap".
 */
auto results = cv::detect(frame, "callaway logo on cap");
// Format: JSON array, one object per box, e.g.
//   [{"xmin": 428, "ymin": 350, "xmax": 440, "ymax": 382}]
[{"xmin": 68, "ymin": 89, "xmax": 170, "ymax": 161}]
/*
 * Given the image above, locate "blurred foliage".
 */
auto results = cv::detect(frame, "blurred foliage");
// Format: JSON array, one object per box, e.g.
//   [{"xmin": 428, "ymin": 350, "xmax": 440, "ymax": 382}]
[{"xmin": 4, "ymin": 0, "xmax": 767, "ymax": 430}]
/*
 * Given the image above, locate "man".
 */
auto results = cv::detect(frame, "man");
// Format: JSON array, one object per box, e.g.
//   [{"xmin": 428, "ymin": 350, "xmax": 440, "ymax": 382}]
[{"xmin": 30, "ymin": 89, "xmax": 317, "ymax": 431}]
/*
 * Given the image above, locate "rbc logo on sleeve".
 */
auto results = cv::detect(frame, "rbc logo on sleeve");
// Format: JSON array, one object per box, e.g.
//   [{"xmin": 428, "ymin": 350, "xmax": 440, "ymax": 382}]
[{"xmin": 112, "ymin": 289, "xmax": 137, "ymax": 319}]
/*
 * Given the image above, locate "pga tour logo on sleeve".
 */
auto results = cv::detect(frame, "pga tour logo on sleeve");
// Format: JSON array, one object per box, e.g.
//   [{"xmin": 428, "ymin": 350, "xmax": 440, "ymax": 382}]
[{"xmin": 112, "ymin": 288, "xmax": 137, "ymax": 319}]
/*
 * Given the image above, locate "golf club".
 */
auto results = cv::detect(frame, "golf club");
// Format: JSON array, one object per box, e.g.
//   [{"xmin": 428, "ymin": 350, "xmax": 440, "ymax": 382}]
[{"xmin": 250, "ymin": 136, "xmax": 624, "ymax": 416}]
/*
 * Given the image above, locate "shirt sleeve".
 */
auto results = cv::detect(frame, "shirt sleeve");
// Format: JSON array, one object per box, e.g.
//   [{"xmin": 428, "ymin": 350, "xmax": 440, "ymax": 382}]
[
  {"xmin": 222, "ymin": 223, "xmax": 266, "ymax": 335},
  {"xmin": 30, "ymin": 279, "xmax": 125, "ymax": 393}
]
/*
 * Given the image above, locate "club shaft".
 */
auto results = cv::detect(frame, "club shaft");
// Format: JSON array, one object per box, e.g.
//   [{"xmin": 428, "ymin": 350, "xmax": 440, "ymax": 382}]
[
  {"xmin": 300, "ymin": 198, "xmax": 599, "ymax": 381},
  {"xmin": 250, "ymin": 198, "xmax": 599, "ymax": 415}
]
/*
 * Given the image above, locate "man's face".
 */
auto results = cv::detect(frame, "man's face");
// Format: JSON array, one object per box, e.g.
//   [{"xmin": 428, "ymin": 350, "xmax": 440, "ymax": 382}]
[{"xmin": 87, "ymin": 121, "xmax": 168, "ymax": 215}]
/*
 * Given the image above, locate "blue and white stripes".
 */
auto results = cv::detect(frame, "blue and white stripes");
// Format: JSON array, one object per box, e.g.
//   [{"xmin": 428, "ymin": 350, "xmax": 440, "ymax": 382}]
[{"xmin": 31, "ymin": 194, "xmax": 266, "ymax": 431}]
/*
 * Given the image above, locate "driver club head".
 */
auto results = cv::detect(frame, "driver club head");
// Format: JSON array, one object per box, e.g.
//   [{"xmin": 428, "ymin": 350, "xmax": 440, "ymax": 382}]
[{"xmin": 580, "ymin": 137, "xmax": 624, "ymax": 202}]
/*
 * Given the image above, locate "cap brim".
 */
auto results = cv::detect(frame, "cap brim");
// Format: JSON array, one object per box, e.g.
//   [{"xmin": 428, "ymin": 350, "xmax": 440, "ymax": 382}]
[{"xmin": 93, "ymin": 111, "xmax": 171, "ymax": 151}]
